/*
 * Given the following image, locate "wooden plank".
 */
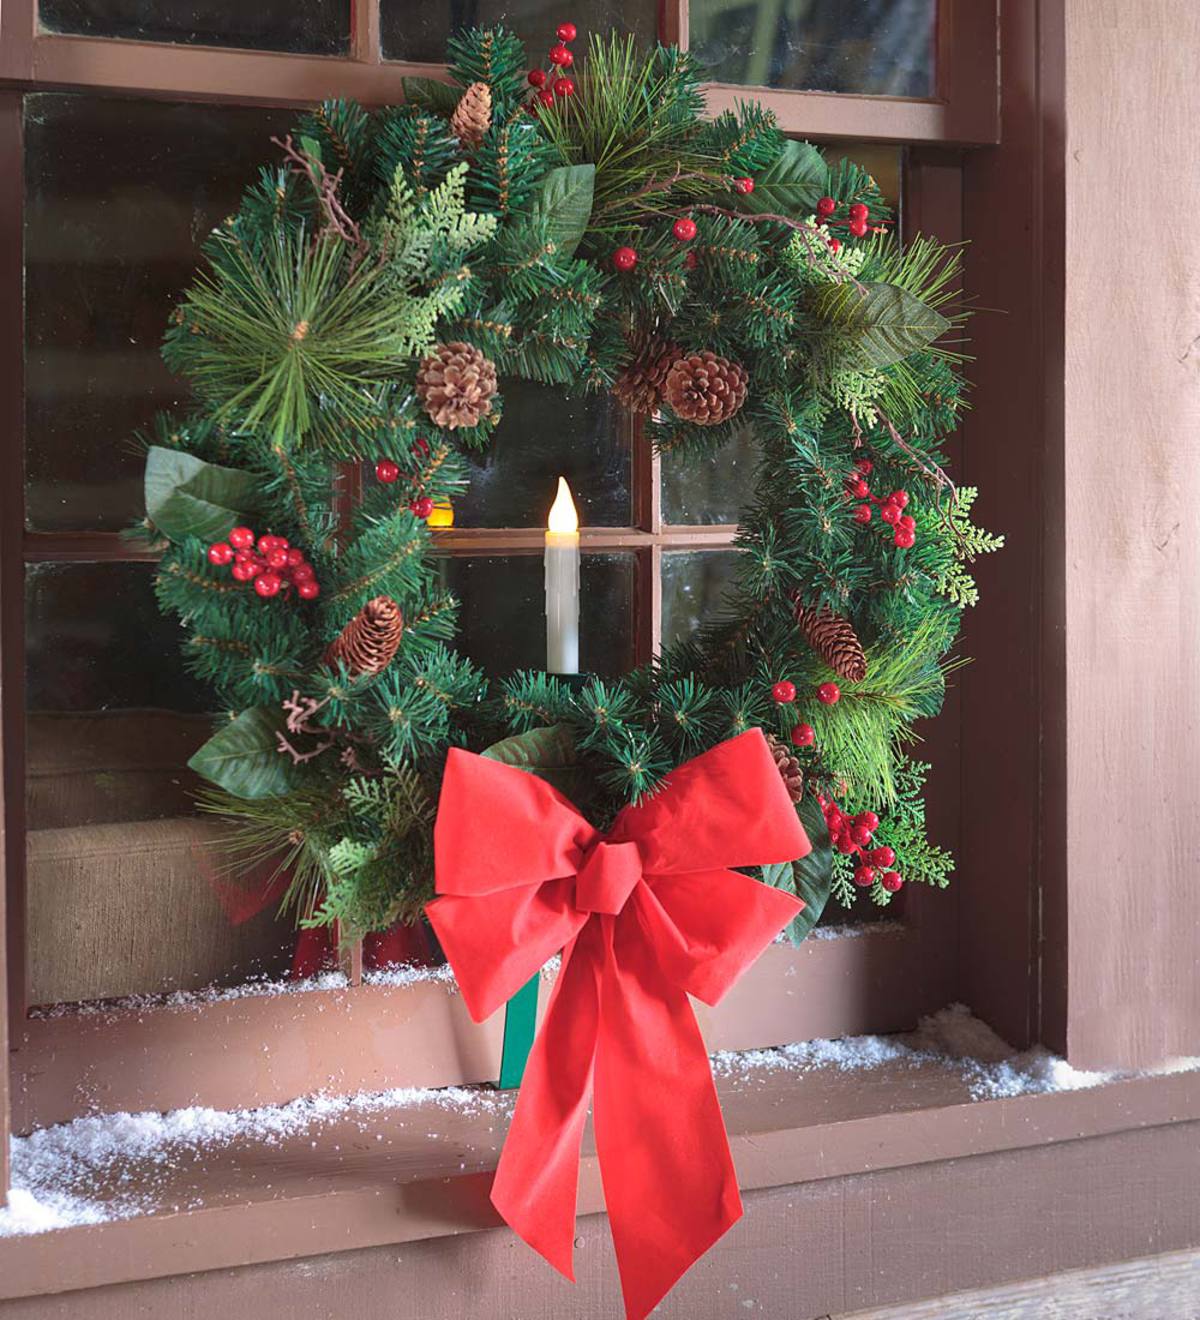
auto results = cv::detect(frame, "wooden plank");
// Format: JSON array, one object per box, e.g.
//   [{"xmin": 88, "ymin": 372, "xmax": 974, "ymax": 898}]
[
  {"xmin": 1056, "ymin": 1, "xmax": 1200, "ymax": 1069},
  {"xmin": 0, "ymin": 1066, "xmax": 1197, "ymax": 1306}
]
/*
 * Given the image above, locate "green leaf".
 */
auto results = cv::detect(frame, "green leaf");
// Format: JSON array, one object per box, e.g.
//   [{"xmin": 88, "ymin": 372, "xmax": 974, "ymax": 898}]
[
  {"xmin": 531, "ymin": 164, "xmax": 595, "ymax": 259},
  {"xmin": 761, "ymin": 795, "xmax": 833, "ymax": 946},
  {"xmin": 299, "ymin": 134, "xmax": 324, "ymax": 165},
  {"xmin": 735, "ymin": 139, "xmax": 825, "ymax": 218},
  {"xmin": 144, "ymin": 446, "xmax": 259, "ymax": 542},
  {"xmin": 482, "ymin": 724, "xmax": 581, "ymax": 798},
  {"xmin": 401, "ymin": 76, "xmax": 462, "ymax": 115},
  {"xmin": 817, "ymin": 281, "xmax": 951, "ymax": 369},
  {"xmin": 188, "ymin": 707, "xmax": 295, "ymax": 799}
]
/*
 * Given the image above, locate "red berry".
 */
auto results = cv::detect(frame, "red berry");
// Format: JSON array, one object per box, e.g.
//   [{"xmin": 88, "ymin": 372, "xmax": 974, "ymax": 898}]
[
  {"xmin": 230, "ymin": 562, "xmax": 256, "ymax": 582},
  {"xmin": 684, "ymin": 250, "xmax": 699, "ymax": 269},
  {"xmin": 411, "ymin": 496, "xmax": 435, "ymax": 519},
  {"xmin": 537, "ymin": 89, "xmax": 555, "ymax": 107},
  {"xmin": 733, "ymin": 176, "xmax": 755, "ymax": 195},
  {"xmin": 854, "ymin": 457, "xmax": 873, "ymax": 474},
  {"xmin": 890, "ymin": 489, "xmax": 910, "ymax": 508},
  {"xmin": 375, "ymin": 459, "xmax": 400, "ymax": 484},
  {"xmin": 881, "ymin": 503, "xmax": 901, "ymax": 526},
  {"xmin": 229, "ymin": 526, "xmax": 255, "ymax": 550},
  {"xmin": 549, "ymin": 43, "xmax": 573, "ymax": 66},
  {"xmin": 828, "ymin": 238, "xmax": 841, "ymax": 253},
  {"xmin": 528, "ymin": 68, "xmax": 547, "ymax": 87},
  {"xmin": 853, "ymin": 865, "xmax": 875, "ymax": 888},
  {"xmin": 254, "ymin": 572, "xmax": 282, "ymax": 598},
  {"xmin": 244, "ymin": 560, "xmax": 264, "ymax": 579},
  {"xmin": 286, "ymin": 547, "xmax": 305, "ymax": 568},
  {"xmin": 817, "ymin": 682, "xmax": 841, "ymax": 705},
  {"xmin": 556, "ymin": 22, "xmax": 577, "ymax": 41},
  {"xmin": 672, "ymin": 216, "xmax": 697, "ymax": 242},
  {"xmin": 256, "ymin": 535, "xmax": 277, "ymax": 554},
  {"xmin": 836, "ymin": 832, "xmax": 858, "ymax": 856},
  {"xmin": 611, "ymin": 245, "xmax": 638, "ymax": 272},
  {"xmin": 871, "ymin": 846, "xmax": 896, "ymax": 868},
  {"xmin": 207, "ymin": 542, "xmax": 234, "ymax": 566},
  {"xmin": 848, "ymin": 203, "xmax": 869, "ymax": 223},
  {"xmin": 881, "ymin": 871, "xmax": 904, "ymax": 893},
  {"xmin": 855, "ymin": 811, "xmax": 879, "ymax": 831},
  {"xmin": 267, "ymin": 548, "xmax": 290, "ymax": 571},
  {"xmin": 791, "ymin": 722, "xmax": 815, "ymax": 747},
  {"xmin": 849, "ymin": 219, "xmax": 868, "ymax": 238},
  {"xmin": 772, "ymin": 679, "xmax": 796, "ymax": 704},
  {"xmin": 553, "ymin": 77, "xmax": 574, "ymax": 98},
  {"xmin": 290, "ymin": 561, "xmax": 314, "ymax": 583},
  {"xmin": 297, "ymin": 579, "xmax": 320, "ymax": 600},
  {"xmin": 412, "ymin": 437, "xmax": 430, "ymax": 458},
  {"xmin": 847, "ymin": 476, "xmax": 870, "ymax": 499},
  {"xmin": 851, "ymin": 823, "xmax": 873, "ymax": 847},
  {"xmin": 898, "ymin": 514, "xmax": 915, "ymax": 532},
  {"xmin": 894, "ymin": 529, "xmax": 916, "ymax": 549},
  {"xmin": 823, "ymin": 804, "xmax": 842, "ymax": 829},
  {"xmin": 853, "ymin": 503, "xmax": 872, "ymax": 525},
  {"xmin": 816, "ymin": 196, "xmax": 836, "ymax": 215}
]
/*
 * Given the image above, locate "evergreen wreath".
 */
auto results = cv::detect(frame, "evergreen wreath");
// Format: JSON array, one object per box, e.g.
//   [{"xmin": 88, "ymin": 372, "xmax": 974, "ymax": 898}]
[{"xmin": 136, "ymin": 26, "xmax": 1002, "ymax": 947}]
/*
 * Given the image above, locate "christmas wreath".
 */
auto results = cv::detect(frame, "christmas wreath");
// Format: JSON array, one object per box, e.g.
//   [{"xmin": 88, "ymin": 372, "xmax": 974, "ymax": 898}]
[{"xmin": 137, "ymin": 24, "xmax": 1001, "ymax": 949}]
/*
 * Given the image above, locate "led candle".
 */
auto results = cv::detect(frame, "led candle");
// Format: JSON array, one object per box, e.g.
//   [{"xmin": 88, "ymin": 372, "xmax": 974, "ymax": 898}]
[{"xmin": 544, "ymin": 476, "xmax": 580, "ymax": 674}]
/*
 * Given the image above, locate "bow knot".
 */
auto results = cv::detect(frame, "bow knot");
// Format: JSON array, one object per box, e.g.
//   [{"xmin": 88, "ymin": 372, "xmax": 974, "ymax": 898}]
[
  {"xmin": 427, "ymin": 729, "xmax": 809, "ymax": 1320},
  {"xmin": 575, "ymin": 839, "xmax": 642, "ymax": 914}
]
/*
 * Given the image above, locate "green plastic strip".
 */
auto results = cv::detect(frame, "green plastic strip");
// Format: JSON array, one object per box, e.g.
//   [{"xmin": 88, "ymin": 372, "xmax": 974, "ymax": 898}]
[{"xmin": 497, "ymin": 972, "xmax": 539, "ymax": 1090}]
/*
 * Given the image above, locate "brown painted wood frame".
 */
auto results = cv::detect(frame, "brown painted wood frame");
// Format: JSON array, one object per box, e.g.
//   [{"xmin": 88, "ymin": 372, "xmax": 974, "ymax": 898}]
[{"xmin": 0, "ymin": 0, "xmax": 1004, "ymax": 1168}]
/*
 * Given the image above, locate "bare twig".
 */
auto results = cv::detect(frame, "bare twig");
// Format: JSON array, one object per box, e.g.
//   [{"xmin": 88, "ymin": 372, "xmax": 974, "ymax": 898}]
[{"xmin": 272, "ymin": 134, "xmax": 367, "ymax": 261}]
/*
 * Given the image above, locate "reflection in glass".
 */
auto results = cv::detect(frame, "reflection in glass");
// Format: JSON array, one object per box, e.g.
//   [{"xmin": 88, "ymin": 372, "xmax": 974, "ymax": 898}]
[
  {"xmin": 663, "ymin": 424, "xmax": 759, "ymax": 526},
  {"xmin": 661, "ymin": 550, "xmax": 740, "ymax": 648},
  {"xmin": 454, "ymin": 382, "xmax": 632, "ymax": 528},
  {"xmin": 24, "ymin": 94, "xmax": 294, "ymax": 532},
  {"xmin": 443, "ymin": 553, "xmax": 635, "ymax": 677},
  {"xmin": 25, "ymin": 562, "xmax": 293, "ymax": 1005},
  {"xmin": 690, "ymin": 0, "xmax": 937, "ymax": 97},
  {"xmin": 381, "ymin": 0, "xmax": 654, "ymax": 63},
  {"xmin": 38, "ymin": 0, "xmax": 349, "ymax": 54}
]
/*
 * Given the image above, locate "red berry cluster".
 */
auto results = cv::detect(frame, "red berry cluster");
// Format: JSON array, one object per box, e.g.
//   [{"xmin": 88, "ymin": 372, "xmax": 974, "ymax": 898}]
[
  {"xmin": 817, "ymin": 795, "xmax": 903, "ymax": 893},
  {"xmin": 208, "ymin": 528, "xmax": 320, "ymax": 600},
  {"xmin": 816, "ymin": 196, "xmax": 877, "ymax": 241},
  {"xmin": 375, "ymin": 438, "xmax": 436, "ymax": 520},
  {"xmin": 846, "ymin": 459, "xmax": 916, "ymax": 549},
  {"xmin": 527, "ymin": 22, "xmax": 577, "ymax": 106}
]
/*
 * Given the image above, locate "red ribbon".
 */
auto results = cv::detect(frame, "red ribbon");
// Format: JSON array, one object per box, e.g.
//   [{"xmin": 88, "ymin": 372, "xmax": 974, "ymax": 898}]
[{"xmin": 426, "ymin": 729, "xmax": 809, "ymax": 1320}]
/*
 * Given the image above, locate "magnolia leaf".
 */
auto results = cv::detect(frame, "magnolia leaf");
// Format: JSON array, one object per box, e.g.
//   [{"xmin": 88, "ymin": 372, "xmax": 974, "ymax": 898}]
[
  {"xmin": 735, "ymin": 139, "xmax": 825, "ymax": 219},
  {"xmin": 761, "ymin": 795, "xmax": 833, "ymax": 946},
  {"xmin": 531, "ymin": 164, "xmax": 596, "ymax": 259},
  {"xmin": 188, "ymin": 707, "xmax": 295, "ymax": 799},
  {"xmin": 401, "ymin": 76, "xmax": 462, "ymax": 115},
  {"xmin": 144, "ymin": 446, "xmax": 259, "ymax": 542},
  {"xmin": 482, "ymin": 724, "xmax": 581, "ymax": 798},
  {"xmin": 818, "ymin": 281, "xmax": 951, "ymax": 369}
]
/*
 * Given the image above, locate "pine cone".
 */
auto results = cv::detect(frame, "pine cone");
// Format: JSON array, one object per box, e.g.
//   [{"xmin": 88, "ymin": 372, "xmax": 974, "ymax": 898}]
[
  {"xmin": 611, "ymin": 336, "xmax": 682, "ymax": 413},
  {"xmin": 324, "ymin": 596, "xmax": 404, "ymax": 677},
  {"xmin": 663, "ymin": 351, "xmax": 749, "ymax": 426},
  {"xmin": 450, "ymin": 81, "xmax": 492, "ymax": 150},
  {"xmin": 794, "ymin": 603, "xmax": 868, "ymax": 683},
  {"xmin": 765, "ymin": 734, "xmax": 804, "ymax": 804},
  {"xmin": 415, "ymin": 341, "xmax": 498, "ymax": 431}
]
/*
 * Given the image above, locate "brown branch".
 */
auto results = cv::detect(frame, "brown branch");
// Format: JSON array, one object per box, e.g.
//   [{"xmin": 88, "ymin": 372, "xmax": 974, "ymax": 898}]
[{"xmin": 272, "ymin": 134, "xmax": 366, "ymax": 260}]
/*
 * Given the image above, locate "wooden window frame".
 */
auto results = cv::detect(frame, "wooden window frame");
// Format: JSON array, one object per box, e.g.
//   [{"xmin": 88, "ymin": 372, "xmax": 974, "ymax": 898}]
[{"xmin": 0, "ymin": 0, "xmax": 1022, "ymax": 1155}]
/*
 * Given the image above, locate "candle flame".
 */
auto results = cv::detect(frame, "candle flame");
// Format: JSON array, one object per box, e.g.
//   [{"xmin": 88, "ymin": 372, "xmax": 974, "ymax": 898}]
[{"xmin": 547, "ymin": 477, "xmax": 579, "ymax": 534}]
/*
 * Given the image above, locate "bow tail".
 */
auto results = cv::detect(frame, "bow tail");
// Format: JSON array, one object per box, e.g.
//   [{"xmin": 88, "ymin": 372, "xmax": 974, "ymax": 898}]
[
  {"xmin": 490, "ymin": 922, "xmax": 602, "ymax": 1281},
  {"xmin": 593, "ymin": 916, "xmax": 742, "ymax": 1320}
]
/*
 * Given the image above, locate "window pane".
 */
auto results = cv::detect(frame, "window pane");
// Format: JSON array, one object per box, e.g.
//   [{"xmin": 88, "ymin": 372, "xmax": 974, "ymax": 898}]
[
  {"xmin": 453, "ymin": 383, "xmax": 632, "ymax": 528},
  {"xmin": 381, "ymin": 0, "xmax": 655, "ymax": 63},
  {"xmin": 24, "ymin": 94, "xmax": 295, "ymax": 533},
  {"xmin": 25, "ymin": 562, "xmax": 293, "ymax": 1006},
  {"xmin": 661, "ymin": 550, "xmax": 739, "ymax": 648},
  {"xmin": 38, "ymin": 0, "xmax": 349, "ymax": 54},
  {"xmin": 689, "ymin": 0, "xmax": 937, "ymax": 97},
  {"xmin": 663, "ymin": 423, "xmax": 758, "ymax": 525},
  {"xmin": 443, "ymin": 553, "xmax": 635, "ymax": 677}
]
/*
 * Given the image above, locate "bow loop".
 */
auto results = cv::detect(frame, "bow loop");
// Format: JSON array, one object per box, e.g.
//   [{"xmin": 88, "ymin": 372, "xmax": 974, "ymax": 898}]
[{"xmin": 575, "ymin": 840, "xmax": 642, "ymax": 914}]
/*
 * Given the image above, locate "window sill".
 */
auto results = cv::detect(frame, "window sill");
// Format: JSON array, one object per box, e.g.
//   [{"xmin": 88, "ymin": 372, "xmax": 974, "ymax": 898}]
[{"xmin": 0, "ymin": 1054, "xmax": 1196, "ymax": 1302}]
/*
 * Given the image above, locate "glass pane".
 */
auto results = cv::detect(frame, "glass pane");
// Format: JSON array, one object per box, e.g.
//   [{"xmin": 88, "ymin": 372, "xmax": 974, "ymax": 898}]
[
  {"xmin": 25, "ymin": 562, "xmax": 293, "ymax": 1006},
  {"xmin": 38, "ymin": 0, "xmax": 349, "ymax": 54},
  {"xmin": 663, "ymin": 422, "xmax": 758, "ymax": 525},
  {"xmin": 443, "ymin": 552, "xmax": 635, "ymax": 677},
  {"xmin": 453, "ymin": 383, "xmax": 632, "ymax": 528},
  {"xmin": 381, "ymin": 0, "xmax": 655, "ymax": 63},
  {"xmin": 661, "ymin": 550, "xmax": 739, "ymax": 648},
  {"xmin": 689, "ymin": 0, "xmax": 937, "ymax": 97},
  {"xmin": 24, "ymin": 94, "xmax": 295, "ymax": 533}
]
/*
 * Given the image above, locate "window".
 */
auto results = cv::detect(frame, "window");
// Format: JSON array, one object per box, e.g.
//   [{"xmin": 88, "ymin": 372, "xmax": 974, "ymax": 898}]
[{"xmin": 0, "ymin": 0, "xmax": 1002, "ymax": 1151}]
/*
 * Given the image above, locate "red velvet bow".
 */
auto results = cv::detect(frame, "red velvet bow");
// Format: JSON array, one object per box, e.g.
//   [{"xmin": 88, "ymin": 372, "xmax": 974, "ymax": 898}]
[{"xmin": 426, "ymin": 729, "xmax": 809, "ymax": 1320}]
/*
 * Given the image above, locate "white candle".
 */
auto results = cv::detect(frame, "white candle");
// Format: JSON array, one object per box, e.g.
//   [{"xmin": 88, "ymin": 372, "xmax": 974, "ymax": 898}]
[{"xmin": 545, "ymin": 476, "xmax": 580, "ymax": 674}]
